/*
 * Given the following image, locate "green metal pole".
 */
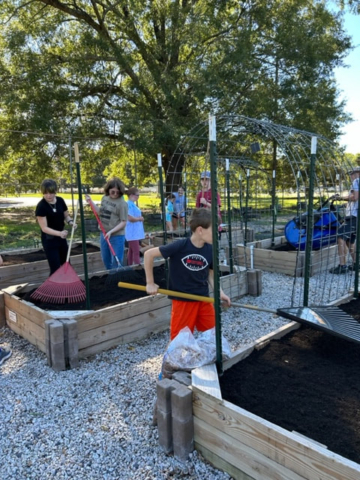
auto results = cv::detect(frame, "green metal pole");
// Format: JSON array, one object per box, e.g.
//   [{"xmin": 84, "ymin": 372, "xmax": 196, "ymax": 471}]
[
  {"xmin": 69, "ymin": 135, "xmax": 75, "ymax": 214},
  {"xmin": 271, "ymin": 170, "xmax": 276, "ymax": 247},
  {"xmin": 74, "ymin": 143, "xmax": 91, "ymax": 310},
  {"xmin": 209, "ymin": 116, "xmax": 223, "ymax": 375},
  {"xmin": 183, "ymin": 172, "xmax": 187, "ymax": 235},
  {"xmin": 303, "ymin": 137, "xmax": 317, "ymax": 307},
  {"xmin": 244, "ymin": 170, "xmax": 250, "ymax": 246},
  {"xmin": 225, "ymin": 159, "xmax": 233, "ymax": 273},
  {"xmin": 157, "ymin": 153, "xmax": 169, "ymax": 285},
  {"xmin": 157, "ymin": 153, "xmax": 167, "ymax": 244},
  {"xmin": 353, "ymin": 182, "xmax": 360, "ymax": 298},
  {"xmin": 239, "ymin": 174, "xmax": 243, "ymax": 229}
]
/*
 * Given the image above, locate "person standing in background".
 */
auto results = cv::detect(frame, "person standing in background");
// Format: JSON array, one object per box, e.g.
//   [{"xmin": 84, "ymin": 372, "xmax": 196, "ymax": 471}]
[
  {"xmin": 196, "ymin": 171, "xmax": 222, "ymax": 238},
  {"xmin": 172, "ymin": 185, "xmax": 187, "ymax": 230},
  {"xmin": 86, "ymin": 177, "xmax": 128, "ymax": 270},
  {"xmin": 166, "ymin": 194, "xmax": 176, "ymax": 232},
  {"xmin": 125, "ymin": 187, "xmax": 145, "ymax": 265},
  {"xmin": 329, "ymin": 167, "xmax": 360, "ymax": 274},
  {"xmin": 35, "ymin": 179, "xmax": 76, "ymax": 275}
]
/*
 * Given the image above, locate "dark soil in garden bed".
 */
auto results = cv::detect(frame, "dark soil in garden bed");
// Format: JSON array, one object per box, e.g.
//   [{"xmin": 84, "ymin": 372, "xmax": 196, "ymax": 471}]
[
  {"xmin": 18, "ymin": 265, "xmax": 167, "ymax": 311},
  {"xmin": 220, "ymin": 301, "xmax": 360, "ymax": 464},
  {"xmin": 1, "ymin": 244, "xmax": 100, "ymax": 265}
]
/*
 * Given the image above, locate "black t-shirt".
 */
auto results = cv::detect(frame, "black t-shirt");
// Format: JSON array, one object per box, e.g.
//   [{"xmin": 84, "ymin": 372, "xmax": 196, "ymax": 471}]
[
  {"xmin": 159, "ymin": 238, "xmax": 213, "ymax": 300},
  {"xmin": 35, "ymin": 196, "xmax": 68, "ymax": 241}
]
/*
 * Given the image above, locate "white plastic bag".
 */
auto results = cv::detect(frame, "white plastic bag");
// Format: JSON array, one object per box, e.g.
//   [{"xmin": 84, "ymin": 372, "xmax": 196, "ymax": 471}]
[{"xmin": 161, "ymin": 327, "xmax": 231, "ymax": 378}]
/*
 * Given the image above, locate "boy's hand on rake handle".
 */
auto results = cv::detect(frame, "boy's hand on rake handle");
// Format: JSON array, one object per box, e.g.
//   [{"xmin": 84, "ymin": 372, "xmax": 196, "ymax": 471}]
[{"xmin": 146, "ymin": 282, "xmax": 159, "ymax": 295}]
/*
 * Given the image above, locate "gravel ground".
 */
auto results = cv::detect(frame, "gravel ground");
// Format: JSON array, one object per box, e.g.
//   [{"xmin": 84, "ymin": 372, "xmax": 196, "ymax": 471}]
[{"xmin": 0, "ymin": 271, "xmax": 345, "ymax": 479}]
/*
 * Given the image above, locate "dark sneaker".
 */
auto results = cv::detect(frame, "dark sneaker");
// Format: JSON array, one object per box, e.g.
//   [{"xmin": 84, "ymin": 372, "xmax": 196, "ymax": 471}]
[
  {"xmin": 348, "ymin": 264, "xmax": 357, "ymax": 272},
  {"xmin": 0, "ymin": 347, "xmax": 12, "ymax": 365},
  {"xmin": 329, "ymin": 265, "xmax": 348, "ymax": 274}
]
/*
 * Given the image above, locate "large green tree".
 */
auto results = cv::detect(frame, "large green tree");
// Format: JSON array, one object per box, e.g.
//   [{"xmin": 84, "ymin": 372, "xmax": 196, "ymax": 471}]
[{"xmin": 0, "ymin": 0, "xmax": 354, "ymax": 189}]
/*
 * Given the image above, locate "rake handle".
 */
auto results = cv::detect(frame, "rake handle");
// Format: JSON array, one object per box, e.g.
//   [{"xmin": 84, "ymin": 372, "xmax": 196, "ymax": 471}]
[
  {"xmin": 118, "ymin": 282, "xmax": 214, "ymax": 303},
  {"xmin": 87, "ymin": 198, "xmax": 121, "ymax": 266},
  {"xmin": 65, "ymin": 200, "xmax": 79, "ymax": 264}
]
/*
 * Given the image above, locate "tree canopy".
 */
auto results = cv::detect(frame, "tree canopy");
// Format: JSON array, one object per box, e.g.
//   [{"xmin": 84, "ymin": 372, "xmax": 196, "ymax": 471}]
[{"xmin": 0, "ymin": 0, "xmax": 356, "ymax": 192}]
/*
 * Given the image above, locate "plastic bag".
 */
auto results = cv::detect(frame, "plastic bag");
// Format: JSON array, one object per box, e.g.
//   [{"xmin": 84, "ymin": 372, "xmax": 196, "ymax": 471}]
[{"xmin": 161, "ymin": 327, "xmax": 231, "ymax": 378}]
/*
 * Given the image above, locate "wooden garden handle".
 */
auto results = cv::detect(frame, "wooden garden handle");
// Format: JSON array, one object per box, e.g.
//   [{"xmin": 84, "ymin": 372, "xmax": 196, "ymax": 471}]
[
  {"xmin": 118, "ymin": 282, "xmax": 214, "ymax": 303},
  {"xmin": 118, "ymin": 282, "xmax": 278, "ymax": 313}
]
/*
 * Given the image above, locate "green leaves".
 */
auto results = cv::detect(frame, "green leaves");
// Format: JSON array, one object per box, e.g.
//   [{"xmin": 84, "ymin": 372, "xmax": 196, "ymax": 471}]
[{"xmin": 0, "ymin": 0, "xmax": 355, "ymax": 189}]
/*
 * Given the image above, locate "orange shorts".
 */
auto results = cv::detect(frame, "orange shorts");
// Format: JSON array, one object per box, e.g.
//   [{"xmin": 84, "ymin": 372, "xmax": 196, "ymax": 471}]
[{"xmin": 170, "ymin": 299, "xmax": 215, "ymax": 340}]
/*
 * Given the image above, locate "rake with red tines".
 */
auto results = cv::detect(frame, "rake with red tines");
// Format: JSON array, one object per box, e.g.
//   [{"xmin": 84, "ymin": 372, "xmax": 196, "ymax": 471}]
[{"xmin": 30, "ymin": 201, "xmax": 86, "ymax": 304}]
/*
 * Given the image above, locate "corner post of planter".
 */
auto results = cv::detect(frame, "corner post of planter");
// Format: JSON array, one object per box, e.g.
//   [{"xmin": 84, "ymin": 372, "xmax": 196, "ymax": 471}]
[
  {"xmin": 74, "ymin": 142, "xmax": 91, "ymax": 310},
  {"xmin": 209, "ymin": 115, "xmax": 223, "ymax": 374},
  {"xmin": 225, "ymin": 159, "xmax": 233, "ymax": 273},
  {"xmin": 303, "ymin": 137, "xmax": 317, "ymax": 306}
]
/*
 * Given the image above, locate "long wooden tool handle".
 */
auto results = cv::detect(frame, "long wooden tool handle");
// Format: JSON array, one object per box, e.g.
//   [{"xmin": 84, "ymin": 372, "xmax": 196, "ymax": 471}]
[
  {"xmin": 118, "ymin": 282, "xmax": 214, "ymax": 303},
  {"xmin": 231, "ymin": 302, "xmax": 277, "ymax": 314},
  {"xmin": 87, "ymin": 196, "xmax": 121, "ymax": 266},
  {"xmin": 65, "ymin": 200, "xmax": 79, "ymax": 264}
]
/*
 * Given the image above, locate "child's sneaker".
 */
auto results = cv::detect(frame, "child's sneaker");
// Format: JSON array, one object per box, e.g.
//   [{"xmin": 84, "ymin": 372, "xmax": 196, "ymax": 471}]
[{"xmin": 0, "ymin": 347, "xmax": 12, "ymax": 365}]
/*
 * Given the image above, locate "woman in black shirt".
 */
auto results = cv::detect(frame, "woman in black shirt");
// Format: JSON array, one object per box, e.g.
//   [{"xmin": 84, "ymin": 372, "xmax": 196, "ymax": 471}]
[{"xmin": 35, "ymin": 179, "xmax": 75, "ymax": 275}]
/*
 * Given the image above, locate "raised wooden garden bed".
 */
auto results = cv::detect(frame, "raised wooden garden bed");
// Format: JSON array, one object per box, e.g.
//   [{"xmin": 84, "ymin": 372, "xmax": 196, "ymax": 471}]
[
  {"xmin": 235, "ymin": 235, "xmax": 338, "ymax": 276},
  {"xmin": 192, "ymin": 319, "xmax": 360, "ymax": 480},
  {"xmin": 1, "ymin": 265, "xmax": 247, "ymax": 365},
  {"xmin": 0, "ymin": 242, "xmax": 103, "ymax": 290}
]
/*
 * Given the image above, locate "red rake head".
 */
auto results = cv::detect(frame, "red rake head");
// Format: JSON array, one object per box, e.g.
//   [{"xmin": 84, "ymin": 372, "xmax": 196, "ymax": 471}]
[{"xmin": 30, "ymin": 263, "xmax": 86, "ymax": 304}]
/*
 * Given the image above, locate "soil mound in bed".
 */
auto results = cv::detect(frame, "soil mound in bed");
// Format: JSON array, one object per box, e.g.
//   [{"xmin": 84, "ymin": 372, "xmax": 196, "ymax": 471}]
[
  {"xmin": 19, "ymin": 265, "xmax": 167, "ymax": 311},
  {"xmin": 220, "ymin": 314, "xmax": 360, "ymax": 464},
  {"xmin": 1, "ymin": 244, "xmax": 100, "ymax": 265}
]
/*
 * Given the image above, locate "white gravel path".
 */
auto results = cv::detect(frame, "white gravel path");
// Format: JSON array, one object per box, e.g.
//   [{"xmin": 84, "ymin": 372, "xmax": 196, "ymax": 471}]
[{"xmin": 0, "ymin": 270, "xmax": 348, "ymax": 479}]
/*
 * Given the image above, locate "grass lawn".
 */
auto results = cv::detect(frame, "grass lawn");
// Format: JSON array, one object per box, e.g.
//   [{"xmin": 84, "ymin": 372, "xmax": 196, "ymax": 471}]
[
  {"xmin": 0, "ymin": 191, "xmax": 305, "ymax": 251},
  {"xmin": 0, "ymin": 192, "xmax": 166, "ymax": 251}
]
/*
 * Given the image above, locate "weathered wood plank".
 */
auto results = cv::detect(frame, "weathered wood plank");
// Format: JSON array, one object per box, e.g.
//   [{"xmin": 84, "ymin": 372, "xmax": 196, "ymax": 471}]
[
  {"xmin": 4, "ymin": 293, "xmax": 54, "ymax": 327},
  {"xmin": 193, "ymin": 390, "xmax": 360, "ymax": 480},
  {"xmin": 5, "ymin": 306, "xmax": 46, "ymax": 353},
  {"xmin": 78, "ymin": 313, "xmax": 170, "ymax": 357},
  {"xmin": 0, "ymin": 251, "xmax": 103, "ymax": 289},
  {"xmin": 194, "ymin": 442, "xmax": 255, "ymax": 480},
  {"xmin": 194, "ymin": 415, "xmax": 306, "ymax": 480},
  {"xmin": 236, "ymin": 237, "xmax": 339, "ymax": 277},
  {"xmin": 76, "ymin": 294, "xmax": 170, "ymax": 333},
  {"xmin": 191, "ymin": 364, "xmax": 222, "ymax": 400},
  {"xmin": 78, "ymin": 304, "xmax": 171, "ymax": 350}
]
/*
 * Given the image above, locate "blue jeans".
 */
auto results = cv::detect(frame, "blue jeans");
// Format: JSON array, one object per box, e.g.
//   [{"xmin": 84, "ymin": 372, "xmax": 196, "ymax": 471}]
[{"xmin": 100, "ymin": 233, "xmax": 125, "ymax": 269}]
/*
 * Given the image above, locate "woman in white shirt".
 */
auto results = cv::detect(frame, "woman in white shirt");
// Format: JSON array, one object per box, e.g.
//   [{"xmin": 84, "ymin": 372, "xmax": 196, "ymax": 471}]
[{"xmin": 125, "ymin": 187, "xmax": 145, "ymax": 265}]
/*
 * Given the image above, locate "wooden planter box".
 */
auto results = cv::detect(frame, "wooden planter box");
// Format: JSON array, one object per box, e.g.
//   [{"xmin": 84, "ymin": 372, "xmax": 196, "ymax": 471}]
[
  {"xmin": 1, "ymin": 267, "xmax": 247, "ymax": 364},
  {"xmin": 192, "ymin": 321, "xmax": 360, "ymax": 480},
  {"xmin": 0, "ymin": 243, "xmax": 103, "ymax": 290},
  {"xmin": 235, "ymin": 236, "xmax": 339, "ymax": 276}
]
